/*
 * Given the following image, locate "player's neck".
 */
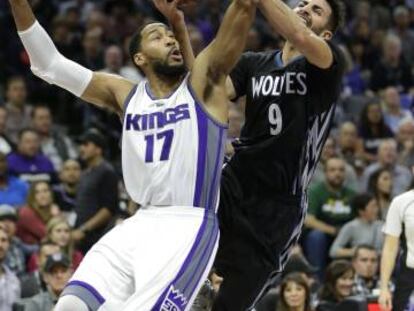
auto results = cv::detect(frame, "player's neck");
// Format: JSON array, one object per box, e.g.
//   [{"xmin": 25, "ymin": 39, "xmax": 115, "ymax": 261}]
[
  {"xmin": 281, "ymin": 42, "xmax": 302, "ymax": 65},
  {"xmin": 146, "ymin": 73, "xmax": 184, "ymax": 99}
]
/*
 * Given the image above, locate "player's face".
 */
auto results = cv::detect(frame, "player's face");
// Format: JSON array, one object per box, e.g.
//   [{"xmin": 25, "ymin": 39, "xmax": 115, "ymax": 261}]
[
  {"xmin": 136, "ymin": 23, "xmax": 186, "ymax": 77},
  {"xmin": 294, "ymin": 0, "xmax": 333, "ymax": 39}
]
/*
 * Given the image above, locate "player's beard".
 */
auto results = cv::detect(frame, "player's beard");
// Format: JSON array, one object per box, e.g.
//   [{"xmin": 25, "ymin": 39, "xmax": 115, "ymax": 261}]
[{"xmin": 153, "ymin": 59, "xmax": 187, "ymax": 78}]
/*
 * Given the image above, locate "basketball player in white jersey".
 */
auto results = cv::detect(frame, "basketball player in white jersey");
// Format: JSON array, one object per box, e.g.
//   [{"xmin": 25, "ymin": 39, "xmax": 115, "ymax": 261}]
[{"xmin": 8, "ymin": 0, "xmax": 257, "ymax": 310}]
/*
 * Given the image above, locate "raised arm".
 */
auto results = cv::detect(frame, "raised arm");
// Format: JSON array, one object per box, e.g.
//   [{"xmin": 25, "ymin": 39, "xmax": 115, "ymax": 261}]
[
  {"xmin": 190, "ymin": 0, "xmax": 257, "ymax": 118},
  {"xmin": 153, "ymin": 0, "xmax": 195, "ymax": 69},
  {"xmin": 9, "ymin": 0, "xmax": 134, "ymax": 115},
  {"xmin": 258, "ymin": 0, "xmax": 333, "ymax": 69}
]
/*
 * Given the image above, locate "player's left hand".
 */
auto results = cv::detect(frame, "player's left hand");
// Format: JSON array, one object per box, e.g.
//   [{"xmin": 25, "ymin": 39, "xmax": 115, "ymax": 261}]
[
  {"xmin": 72, "ymin": 229, "xmax": 86, "ymax": 242},
  {"xmin": 152, "ymin": 0, "xmax": 186, "ymax": 26}
]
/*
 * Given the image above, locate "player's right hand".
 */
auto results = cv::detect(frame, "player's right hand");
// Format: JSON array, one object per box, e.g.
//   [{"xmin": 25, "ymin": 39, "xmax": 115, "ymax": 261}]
[
  {"xmin": 378, "ymin": 288, "xmax": 392, "ymax": 311},
  {"xmin": 152, "ymin": 0, "xmax": 185, "ymax": 26}
]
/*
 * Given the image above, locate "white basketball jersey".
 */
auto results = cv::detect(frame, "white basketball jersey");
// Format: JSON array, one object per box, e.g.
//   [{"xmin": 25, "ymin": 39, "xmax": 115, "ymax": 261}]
[{"xmin": 122, "ymin": 77, "xmax": 227, "ymax": 210}]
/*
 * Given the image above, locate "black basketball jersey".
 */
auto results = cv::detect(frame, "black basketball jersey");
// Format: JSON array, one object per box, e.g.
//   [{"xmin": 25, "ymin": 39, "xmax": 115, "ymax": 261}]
[{"xmin": 228, "ymin": 41, "xmax": 345, "ymax": 196}]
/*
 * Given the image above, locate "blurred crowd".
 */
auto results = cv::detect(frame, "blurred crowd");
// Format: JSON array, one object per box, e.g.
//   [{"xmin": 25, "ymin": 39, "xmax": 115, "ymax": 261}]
[{"xmin": 1, "ymin": 0, "xmax": 414, "ymax": 310}]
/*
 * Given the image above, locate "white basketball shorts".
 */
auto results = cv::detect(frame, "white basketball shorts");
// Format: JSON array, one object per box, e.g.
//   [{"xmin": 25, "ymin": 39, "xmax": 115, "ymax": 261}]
[{"xmin": 60, "ymin": 206, "xmax": 219, "ymax": 311}]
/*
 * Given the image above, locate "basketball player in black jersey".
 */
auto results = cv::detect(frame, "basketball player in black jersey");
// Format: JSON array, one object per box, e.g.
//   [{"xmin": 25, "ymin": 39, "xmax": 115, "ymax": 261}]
[{"xmin": 156, "ymin": 0, "xmax": 346, "ymax": 310}]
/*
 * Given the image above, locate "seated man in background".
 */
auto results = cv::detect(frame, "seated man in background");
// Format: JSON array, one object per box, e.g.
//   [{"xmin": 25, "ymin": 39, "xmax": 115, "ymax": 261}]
[
  {"xmin": 0, "ymin": 227, "xmax": 21, "ymax": 311},
  {"xmin": 0, "ymin": 204, "xmax": 27, "ymax": 276},
  {"xmin": 305, "ymin": 157, "xmax": 356, "ymax": 278},
  {"xmin": 329, "ymin": 194, "xmax": 383, "ymax": 259},
  {"xmin": 352, "ymin": 244, "xmax": 382, "ymax": 296},
  {"xmin": 17, "ymin": 253, "xmax": 73, "ymax": 311}
]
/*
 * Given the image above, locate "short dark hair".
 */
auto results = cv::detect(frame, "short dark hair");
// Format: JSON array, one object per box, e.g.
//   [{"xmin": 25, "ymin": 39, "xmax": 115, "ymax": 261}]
[
  {"xmin": 325, "ymin": 0, "xmax": 346, "ymax": 33},
  {"xmin": 353, "ymin": 244, "xmax": 377, "ymax": 260},
  {"xmin": 351, "ymin": 193, "xmax": 374, "ymax": 216},
  {"xmin": 128, "ymin": 21, "xmax": 160, "ymax": 76}
]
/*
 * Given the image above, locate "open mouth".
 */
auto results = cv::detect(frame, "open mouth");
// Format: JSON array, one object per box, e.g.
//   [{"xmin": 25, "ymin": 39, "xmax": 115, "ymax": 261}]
[
  {"xmin": 298, "ymin": 13, "xmax": 311, "ymax": 27},
  {"xmin": 169, "ymin": 48, "xmax": 183, "ymax": 61}
]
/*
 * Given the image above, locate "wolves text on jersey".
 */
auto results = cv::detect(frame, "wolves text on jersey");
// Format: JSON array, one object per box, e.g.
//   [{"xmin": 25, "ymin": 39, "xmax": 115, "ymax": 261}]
[
  {"xmin": 125, "ymin": 104, "xmax": 190, "ymax": 132},
  {"xmin": 252, "ymin": 72, "xmax": 307, "ymax": 98}
]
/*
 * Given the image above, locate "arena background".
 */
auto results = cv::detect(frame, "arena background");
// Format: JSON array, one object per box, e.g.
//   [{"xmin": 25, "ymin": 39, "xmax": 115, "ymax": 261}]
[{"xmin": 0, "ymin": 0, "xmax": 414, "ymax": 310}]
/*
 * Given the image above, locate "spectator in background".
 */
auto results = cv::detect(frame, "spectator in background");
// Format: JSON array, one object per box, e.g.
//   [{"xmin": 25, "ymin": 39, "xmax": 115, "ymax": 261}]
[
  {"xmin": 396, "ymin": 119, "xmax": 414, "ymax": 168},
  {"xmin": 18, "ymin": 253, "xmax": 73, "ymax": 311},
  {"xmin": 72, "ymin": 130, "xmax": 118, "ymax": 253},
  {"xmin": 305, "ymin": 157, "xmax": 356, "ymax": 277},
  {"xmin": 329, "ymin": 194, "xmax": 383, "ymax": 259},
  {"xmin": 0, "ymin": 205, "xmax": 27, "ymax": 276},
  {"xmin": 310, "ymin": 138, "xmax": 359, "ymax": 192},
  {"xmin": 277, "ymin": 273, "xmax": 313, "ymax": 311},
  {"xmin": 31, "ymin": 105, "xmax": 78, "ymax": 171},
  {"xmin": 101, "ymin": 44, "xmax": 142, "ymax": 83},
  {"xmin": 0, "ymin": 227, "xmax": 20, "ymax": 311},
  {"xmin": 352, "ymin": 244, "xmax": 380, "ymax": 296},
  {"xmin": 6, "ymin": 129, "xmax": 55, "ymax": 184},
  {"xmin": 368, "ymin": 168, "xmax": 393, "ymax": 220},
  {"xmin": 390, "ymin": 6, "xmax": 414, "ymax": 66},
  {"xmin": 24, "ymin": 240, "xmax": 60, "ymax": 292},
  {"xmin": 46, "ymin": 217, "xmax": 83, "ymax": 270},
  {"xmin": 53, "ymin": 159, "xmax": 81, "ymax": 227},
  {"xmin": 256, "ymin": 255, "xmax": 319, "ymax": 311},
  {"xmin": 371, "ymin": 34, "xmax": 412, "ymax": 93},
  {"xmin": 77, "ymin": 28, "xmax": 104, "ymax": 70},
  {"xmin": 16, "ymin": 181, "xmax": 60, "ymax": 246},
  {"xmin": 337, "ymin": 122, "xmax": 366, "ymax": 170},
  {"xmin": 0, "ymin": 152, "xmax": 28, "ymax": 207},
  {"xmin": 362, "ymin": 139, "xmax": 412, "ymax": 196},
  {"xmin": 358, "ymin": 101, "xmax": 394, "ymax": 159},
  {"xmin": 317, "ymin": 260, "xmax": 354, "ymax": 311},
  {"xmin": 0, "ymin": 107, "xmax": 14, "ymax": 155},
  {"xmin": 4, "ymin": 76, "xmax": 32, "ymax": 144},
  {"xmin": 382, "ymin": 87, "xmax": 413, "ymax": 134}
]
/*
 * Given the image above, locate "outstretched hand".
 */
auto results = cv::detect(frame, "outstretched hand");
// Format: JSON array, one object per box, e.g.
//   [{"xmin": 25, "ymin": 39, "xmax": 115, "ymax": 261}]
[{"xmin": 152, "ymin": 0, "xmax": 185, "ymax": 26}]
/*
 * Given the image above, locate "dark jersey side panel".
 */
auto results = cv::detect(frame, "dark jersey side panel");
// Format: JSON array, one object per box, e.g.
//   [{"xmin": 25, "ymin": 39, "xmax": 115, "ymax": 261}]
[{"xmin": 228, "ymin": 42, "xmax": 345, "ymax": 197}]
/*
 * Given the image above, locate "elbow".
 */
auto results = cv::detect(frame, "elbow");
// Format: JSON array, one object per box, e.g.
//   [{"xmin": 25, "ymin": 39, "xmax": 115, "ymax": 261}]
[{"xmin": 289, "ymin": 30, "xmax": 308, "ymax": 48}]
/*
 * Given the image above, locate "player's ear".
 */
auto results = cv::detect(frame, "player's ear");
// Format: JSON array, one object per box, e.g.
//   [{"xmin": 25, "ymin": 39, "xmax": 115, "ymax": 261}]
[
  {"xmin": 134, "ymin": 52, "xmax": 146, "ymax": 68},
  {"xmin": 321, "ymin": 30, "xmax": 333, "ymax": 41}
]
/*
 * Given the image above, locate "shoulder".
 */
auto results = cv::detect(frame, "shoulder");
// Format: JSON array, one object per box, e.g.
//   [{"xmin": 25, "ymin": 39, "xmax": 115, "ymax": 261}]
[
  {"xmin": 18, "ymin": 206, "xmax": 37, "ymax": 220},
  {"xmin": 391, "ymin": 190, "xmax": 414, "ymax": 208},
  {"xmin": 6, "ymin": 152, "xmax": 20, "ymax": 162}
]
